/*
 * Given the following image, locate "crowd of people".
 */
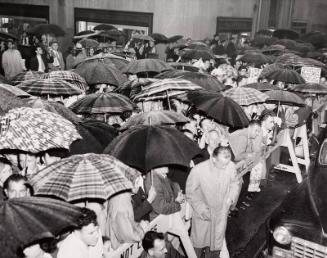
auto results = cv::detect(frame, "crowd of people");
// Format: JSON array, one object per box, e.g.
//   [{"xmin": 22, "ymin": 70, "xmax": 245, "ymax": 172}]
[{"xmin": 0, "ymin": 26, "xmax": 327, "ymax": 258}]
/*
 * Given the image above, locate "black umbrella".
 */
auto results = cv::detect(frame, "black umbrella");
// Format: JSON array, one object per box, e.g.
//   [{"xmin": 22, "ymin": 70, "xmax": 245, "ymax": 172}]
[
  {"xmin": 28, "ymin": 24, "xmax": 65, "ymax": 37},
  {"xmin": 169, "ymin": 62, "xmax": 200, "ymax": 72},
  {"xmin": 243, "ymin": 82, "xmax": 280, "ymax": 92},
  {"xmin": 182, "ymin": 49, "xmax": 215, "ymax": 61},
  {"xmin": 76, "ymin": 30, "xmax": 95, "ymax": 36},
  {"xmin": 0, "ymin": 31, "xmax": 18, "ymax": 41},
  {"xmin": 265, "ymin": 90, "xmax": 305, "ymax": 106},
  {"xmin": 168, "ymin": 35, "xmax": 183, "ymax": 43},
  {"xmin": 273, "ymin": 29, "xmax": 299, "ymax": 40},
  {"xmin": 150, "ymin": 33, "xmax": 169, "ymax": 44},
  {"xmin": 93, "ymin": 24, "xmax": 116, "ymax": 31},
  {"xmin": 104, "ymin": 125, "xmax": 201, "ymax": 172},
  {"xmin": 264, "ymin": 68, "xmax": 305, "ymax": 84}
]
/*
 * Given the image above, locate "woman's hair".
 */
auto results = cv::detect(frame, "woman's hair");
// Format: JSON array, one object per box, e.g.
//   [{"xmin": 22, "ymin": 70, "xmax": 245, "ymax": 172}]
[{"xmin": 212, "ymin": 144, "xmax": 232, "ymax": 158}]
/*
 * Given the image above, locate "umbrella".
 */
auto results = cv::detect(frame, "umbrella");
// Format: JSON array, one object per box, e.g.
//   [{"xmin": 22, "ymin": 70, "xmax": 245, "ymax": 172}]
[
  {"xmin": 224, "ymin": 87, "xmax": 269, "ymax": 106},
  {"xmin": 17, "ymin": 78, "xmax": 83, "ymax": 97},
  {"xmin": 133, "ymin": 78, "xmax": 202, "ymax": 101},
  {"xmin": 169, "ymin": 62, "xmax": 200, "ymax": 72},
  {"xmin": 28, "ymin": 24, "xmax": 65, "ymax": 37},
  {"xmin": 259, "ymin": 63, "xmax": 284, "ymax": 79},
  {"xmin": 243, "ymin": 82, "xmax": 280, "ymax": 92},
  {"xmin": 121, "ymin": 110, "xmax": 189, "ymax": 129},
  {"xmin": 69, "ymin": 92, "xmax": 136, "ymax": 114},
  {"xmin": 261, "ymin": 44, "xmax": 286, "ymax": 55},
  {"xmin": 116, "ymin": 78, "xmax": 158, "ymax": 97},
  {"xmin": 122, "ymin": 59, "xmax": 173, "ymax": 74},
  {"xmin": 11, "ymin": 71, "xmax": 44, "ymax": 85},
  {"xmin": 78, "ymin": 38, "xmax": 99, "ymax": 48},
  {"xmin": 275, "ymin": 53, "xmax": 326, "ymax": 68},
  {"xmin": 187, "ymin": 90, "xmax": 249, "ymax": 128},
  {"xmin": 182, "ymin": 49, "xmax": 215, "ymax": 61},
  {"xmin": 150, "ymin": 33, "xmax": 168, "ymax": 44},
  {"xmin": 239, "ymin": 52, "xmax": 272, "ymax": 66},
  {"xmin": 76, "ymin": 30, "xmax": 95, "ymax": 36},
  {"xmin": 73, "ymin": 30, "xmax": 102, "ymax": 40},
  {"xmin": 275, "ymin": 39, "xmax": 298, "ymax": 50},
  {"xmin": 75, "ymin": 61, "xmax": 127, "ymax": 86},
  {"xmin": 93, "ymin": 24, "xmax": 116, "ymax": 31},
  {"xmin": 0, "ymin": 74, "xmax": 12, "ymax": 85},
  {"xmin": 273, "ymin": 29, "xmax": 299, "ymax": 40},
  {"xmin": 132, "ymin": 34, "xmax": 154, "ymax": 41},
  {"xmin": 42, "ymin": 70, "xmax": 88, "ymax": 91},
  {"xmin": 0, "ymin": 83, "xmax": 31, "ymax": 98},
  {"xmin": 0, "ymin": 31, "xmax": 18, "ymax": 41},
  {"xmin": 29, "ymin": 153, "xmax": 139, "ymax": 202},
  {"xmin": 0, "ymin": 197, "xmax": 82, "ymax": 257},
  {"xmin": 168, "ymin": 35, "xmax": 183, "ymax": 43},
  {"xmin": 185, "ymin": 42, "xmax": 210, "ymax": 51},
  {"xmin": 288, "ymin": 83, "xmax": 327, "ymax": 95},
  {"xmin": 265, "ymin": 90, "xmax": 305, "ymax": 106},
  {"xmin": 155, "ymin": 70, "xmax": 225, "ymax": 92},
  {"xmin": 104, "ymin": 125, "xmax": 201, "ymax": 172},
  {"xmin": 263, "ymin": 68, "xmax": 305, "ymax": 84},
  {"xmin": 0, "ymin": 107, "xmax": 81, "ymax": 153},
  {"xmin": 74, "ymin": 53, "xmax": 129, "ymax": 70}
]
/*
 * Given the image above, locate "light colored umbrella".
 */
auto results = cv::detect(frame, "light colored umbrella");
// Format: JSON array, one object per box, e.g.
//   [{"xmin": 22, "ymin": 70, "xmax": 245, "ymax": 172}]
[
  {"xmin": 224, "ymin": 87, "xmax": 269, "ymax": 106},
  {"xmin": 42, "ymin": 70, "xmax": 87, "ymax": 91}
]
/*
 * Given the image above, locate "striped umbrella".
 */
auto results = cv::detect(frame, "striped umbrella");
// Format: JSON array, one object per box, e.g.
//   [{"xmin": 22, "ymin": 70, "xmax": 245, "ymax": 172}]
[
  {"xmin": 0, "ymin": 107, "xmax": 81, "ymax": 153},
  {"xmin": 69, "ymin": 92, "xmax": 136, "ymax": 114},
  {"xmin": 122, "ymin": 59, "xmax": 173, "ymax": 75},
  {"xmin": 133, "ymin": 78, "xmax": 202, "ymax": 101},
  {"xmin": 17, "ymin": 79, "xmax": 83, "ymax": 97},
  {"xmin": 224, "ymin": 87, "xmax": 268, "ymax": 106},
  {"xmin": 42, "ymin": 71, "xmax": 87, "ymax": 91},
  {"xmin": 288, "ymin": 83, "xmax": 327, "ymax": 95},
  {"xmin": 11, "ymin": 71, "xmax": 44, "ymax": 85},
  {"xmin": 29, "ymin": 153, "xmax": 140, "ymax": 202}
]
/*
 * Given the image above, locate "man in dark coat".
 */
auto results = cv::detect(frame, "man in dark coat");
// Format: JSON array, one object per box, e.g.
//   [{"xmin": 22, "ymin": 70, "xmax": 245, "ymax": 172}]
[{"xmin": 29, "ymin": 45, "xmax": 53, "ymax": 73}]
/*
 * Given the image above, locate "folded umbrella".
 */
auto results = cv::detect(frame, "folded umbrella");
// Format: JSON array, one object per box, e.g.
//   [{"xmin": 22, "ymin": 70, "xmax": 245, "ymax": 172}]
[
  {"xmin": 104, "ymin": 125, "xmax": 201, "ymax": 172},
  {"xmin": 122, "ymin": 59, "xmax": 173, "ymax": 75},
  {"xmin": 0, "ymin": 197, "xmax": 82, "ymax": 257},
  {"xmin": 42, "ymin": 70, "xmax": 87, "ymax": 91},
  {"xmin": 30, "ymin": 153, "xmax": 139, "ymax": 202},
  {"xmin": 265, "ymin": 90, "xmax": 305, "ymax": 106},
  {"xmin": 11, "ymin": 71, "xmax": 44, "ymax": 85},
  {"xmin": 0, "ymin": 107, "xmax": 81, "ymax": 153},
  {"xmin": 224, "ymin": 87, "xmax": 268, "ymax": 106}
]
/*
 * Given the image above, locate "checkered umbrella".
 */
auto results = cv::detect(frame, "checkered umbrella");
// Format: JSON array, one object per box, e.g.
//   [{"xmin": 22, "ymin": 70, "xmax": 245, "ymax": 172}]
[
  {"xmin": 0, "ymin": 107, "xmax": 81, "ymax": 153},
  {"xmin": 42, "ymin": 71, "xmax": 88, "ymax": 91},
  {"xmin": 122, "ymin": 59, "xmax": 173, "ymax": 74},
  {"xmin": 69, "ymin": 92, "xmax": 136, "ymax": 114},
  {"xmin": 17, "ymin": 78, "xmax": 83, "ymax": 97},
  {"xmin": 133, "ymin": 78, "xmax": 202, "ymax": 101},
  {"xmin": 29, "ymin": 153, "xmax": 140, "ymax": 202},
  {"xmin": 11, "ymin": 71, "xmax": 44, "ymax": 85},
  {"xmin": 224, "ymin": 87, "xmax": 269, "ymax": 106}
]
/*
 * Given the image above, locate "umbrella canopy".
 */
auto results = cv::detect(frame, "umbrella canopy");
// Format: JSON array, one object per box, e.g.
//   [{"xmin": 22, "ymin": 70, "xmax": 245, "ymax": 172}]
[
  {"xmin": 187, "ymin": 90, "xmax": 249, "ymax": 128},
  {"xmin": 150, "ymin": 33, "xmax": 168, "ymax": 44},
  {"xmin": 155, "ymin": 70, "xmax": 225, "ymax": 92},
  {"xmin": 0, "ymin": 197, "xmax": 82, "ymax": 257},
  {"xmin": 243, "ymin": 82, "xmax": 280, "ymax": 92},
  {"xmin": 0, "ymin": 74, "xmax": 12, "ymax": 85},
  {"xmin": 275, "ymin": 39, "xmax": 298, "ymax": 50},
  {"xmin": 133, "ymin": 78, "xmax": 202, "ymax": 101},
  {"xmin": 104, "ymin": 125, "xmax": 201, "ymax": 172},
  {"xmin": 93, "ymin": 24, "xmax": 116, "ymax": 31},
  {"xmin": 182, "ymin": 49, "xmax": 215, "ymax": 61},
  {"xmin": 121, "ymin": 110, "xmax": 189, "ymax": 129},
  {"xmin": 28, "ymin": 24, "xmax": 65, "ymax": 37},
  {"xmin": 132, "ymin": 34, "xmax": 154, "ymax": 41},
  {"xmin": 288, "ymin": 83, "xmax": 327, "ymax": 95},
  {"xmin": 168, "ymin": 35, "xmax": 183, "ymax": 43},
  {"xmin": 11, "ymin": 71, "xmax": 44, "ymax": 85},
  {"xmin": 73, "ymin": 30, "xmax": 102, "ymax": 40},
  {"xmin": 74, "ymin": 53, "xmax": 129, "ymax": 70},
  {"xmin": 263, "ymin": 68, "xmax": 305, "ymax": 84},
  {"xmin": 275, "ymin": 53, "xmax": 326, "ymax": 68},
  {"xmin": 0, "ymin": 83, "xmax": 31, "ymax": 98},
  {"xmin": 122, "ymin": 59, "xmax": 173, "ymax": 74},
  {"xmin": 239, "ymin": 52, "xmax": 272, "ymax": 66},
  {"xmin": 42, "ymin": 70, "xmax": 88, "ymax": 91},
  {"xmin": 273, "ymin": 29, "xmax": 299, "ymax": 40},
  {"xmin": 265, "ymin": 90, "xmax": 305, "ymax": 106},
  {"xmin": 78, "ymin": 38, "xmax": 99, "ymax": 48},
  {"xmin": 75, "ymin": 61, "xmax": 127, "ymax": 86},
  {"xmin": 0, "ymin": 107, "xmax": 81, "ymax": 153},
  {"xmin": 169, "ymin": 63, "xmax": 200, "ymax": 72},
  {"xmin": 17, "ymin": 78, "xmax": 83, "ymax": 97},
  {"xmin": 0, "ymin": 31, "xmax": 18, "ymax": 41},
  {"xmin": 259, "ymin": 63, "xmax": 284, "ymax": 79},
  {"xmin": 30, "ymin": 153, "xmax": 139, "ymax": 202},
  {"xmin": 185, "ymin": 42, "xmax": 210, "ymax": 51},
  {"xmin": 224, "ymin": 87, "xmax": 269, "ymax": 106},
  {"xmin": 69, "ymin": 92, "xmax": 136, "ymax": 114}
]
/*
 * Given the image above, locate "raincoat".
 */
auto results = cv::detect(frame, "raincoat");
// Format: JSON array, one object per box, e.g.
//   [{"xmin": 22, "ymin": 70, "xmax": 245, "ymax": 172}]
[{"xmin": 186, "ymin": 159, "xmax": 239, "ymax": 251}]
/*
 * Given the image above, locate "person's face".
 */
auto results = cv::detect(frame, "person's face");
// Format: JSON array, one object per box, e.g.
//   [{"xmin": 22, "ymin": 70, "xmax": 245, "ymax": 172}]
[
  {"xmin": 36, "ymin": 47, "xmax": 43, "ymax": 55},
  {"xmin": 7, "ymin": 42, "xmax": 13, "ymax": 49},
  {"xmin": 0, "ymin": 163, "xmax": 12, "ymax": 187},
  {"xmin": 149, "ymin": 239, "xmax": 168, "ymax": 258},
  {"xmin": 51, "ymin": 43, "xmax": 58, "ymax": 50},
  {"xmin": 207, "ymin": 131, "xmax": 221, "ymax": 149},
  {"xmin": 201, "ymin": 119, "xmax": 214, "ymax": 133},
  {"xmin": 79, "ymin": 223, "xmax": 99, "ymax": 247},
  {"xmin": 23, "ymin": 244, "xmax": 43, "ymax": 258},
  {"xmin": 263, "ymin": 116, "xmax": 274, "ymax": 131},
  {"xmin": 89, "ymin": 48, "xmax": 95, "ymax": 56},
  {"xmin": 249, "ymin": 124, "xmax": 261, "ymax": 139},
  {"xmin": 154, "ymin": 167, "xmax": 169, "ymax": 178},
  {"xmin": 213, "ymin": 149, "xmax": 231, "ymax": 167},
  {"xmin": 239, "ymin": 68, "xmax": 247, "ymax": 77},
  {"xmin": 5, "ymin": 180, "xmax": 28, "ymax": 199}
]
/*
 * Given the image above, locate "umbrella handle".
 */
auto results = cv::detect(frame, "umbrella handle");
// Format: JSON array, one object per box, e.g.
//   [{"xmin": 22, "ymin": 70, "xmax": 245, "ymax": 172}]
[{"xmin": 166, "ymin": 90, "xmax": 171, "ymax": 111}]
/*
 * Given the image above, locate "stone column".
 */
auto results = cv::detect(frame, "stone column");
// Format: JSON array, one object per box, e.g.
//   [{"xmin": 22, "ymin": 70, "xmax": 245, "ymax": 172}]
[{"xmin": 276, "ymin": 0, "xmax": 294, "ymax": 29}]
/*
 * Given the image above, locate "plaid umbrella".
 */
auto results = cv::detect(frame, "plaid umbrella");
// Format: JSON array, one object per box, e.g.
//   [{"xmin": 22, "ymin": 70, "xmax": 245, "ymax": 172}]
[
  {"xmin": 42, "ymin": 70, "xmax": 87, "ymax": 91},
  {"xmin": 265, "ymin": 90, "xmax": 305, "ymax": 106},
  {"xmin": 239, "ymin": 52, "xmax": 272, "ymax": 66},
  {"xmin": 75, "ymin": 61, "xmax": 127, "ymax": 86},
  {"xmin": 263, "ymin": 68, "xmax": 305, "ymax": 84},
  {"xmin": 121, "ymin": 110, "xmax": 189, "ymax": 129},
  {"xmin": 11, "ymin": 71, "xmax": 44, "ymax": 85},
  {"xmin": 224, "ymin": 87, "xmax": 268, "ymax": 106},
  {"xmin": 0, "ymin": 83, "xmax": 31, "ymax": 98},
  {"xmin": 288, "ymin": 83, "xmax": 327, "ymax": 95},
  {"xmin": 0, "ymin": 107, "xmax": 81, "ymax": 153},
  {"xmin": 17, "ymin": 78, "xmax": 83, "ymax": 97},
  {"xmin": 122, "ymin": 59, "xmax": 173, "ymax": 74},
  {"xmin": 0, "ymin": 197, "xmax": 82, "ymax": 258},
  {"xmin": 30, "ymin": 153, "xmax": 139, "ymax": 202},
  {"xmin": 182, "ymin": 49, "xmax": 215, "ymax": 61},
  {"xmin": 78, "ymin": 38, "xmax": 99, "ymax": 48},
  {"xmin": 104, "ymin": 125, "xmax": 201, "ymax": 172},
  {"xmin": 69, "ymin": 92, "xmax": 136, "ymax": 114},
  {"xmin": 243, "ymin": 82, "xmax": 280, "ymax": 92},
  {"xmin": 132, "ymin": 78, "xmax": 202, "ymax": 101},
  {"xmin": 187, "ymin": 90, "xmax": 249, "ymax": 128},
  {"xmin": 74, "ymin": 53, "xmax": 129, "ymax": 70}
]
